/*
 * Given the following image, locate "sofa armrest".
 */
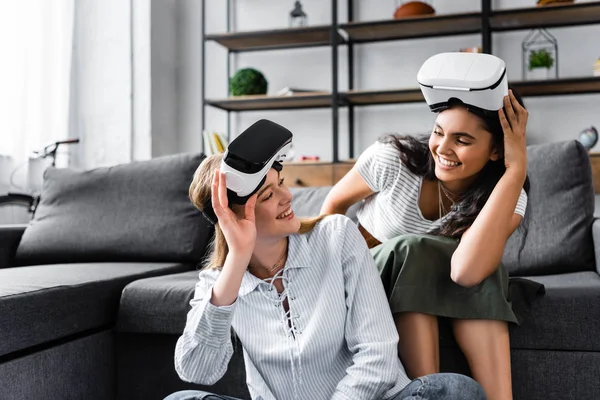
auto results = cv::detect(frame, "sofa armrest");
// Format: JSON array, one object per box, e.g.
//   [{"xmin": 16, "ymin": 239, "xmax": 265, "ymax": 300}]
[
  {"xmin": 0, "ymin": 224, "xmax": 27, "ymax": 268},
  {"xmin": 592, "ymin": 219, "xmax": 600, "ymax": 275}
]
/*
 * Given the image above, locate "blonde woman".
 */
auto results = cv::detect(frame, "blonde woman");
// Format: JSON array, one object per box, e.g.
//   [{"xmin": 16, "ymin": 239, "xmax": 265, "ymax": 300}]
[{"xmin": 165, "ymin": 132, "xmax": 485, "ymax": 400}]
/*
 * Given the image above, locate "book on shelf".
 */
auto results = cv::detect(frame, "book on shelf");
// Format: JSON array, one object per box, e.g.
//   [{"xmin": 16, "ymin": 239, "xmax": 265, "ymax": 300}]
[
  {"xmin": 277, "ymin": 87, "xmax": 324, "ymax": 96},
  {"xmin": 203, "ymin": 131, "xmax": 229, "ymax": 156}
]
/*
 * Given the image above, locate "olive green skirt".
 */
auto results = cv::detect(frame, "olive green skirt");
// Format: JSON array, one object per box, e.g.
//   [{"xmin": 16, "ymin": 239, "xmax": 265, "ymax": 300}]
[{"xmin": 371, "ymin": 234, "xmax": 545, "ymax": 325}]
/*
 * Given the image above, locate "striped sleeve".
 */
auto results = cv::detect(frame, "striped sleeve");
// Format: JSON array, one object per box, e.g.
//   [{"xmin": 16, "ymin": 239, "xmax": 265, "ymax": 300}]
[
  {"xmin": 355, "ymin": 141, "xmax": 401, "ymax": 193},
  {"xmin": 331, "ymin": 216, "xmax": 411, "ymax": 399},
  {"xmin": 173, "ymin": 271, "xmax": 236, "ymax": 385},
  {"xmin": 514, "ymin": 188, "xmax": 527, "ymax": 217}
]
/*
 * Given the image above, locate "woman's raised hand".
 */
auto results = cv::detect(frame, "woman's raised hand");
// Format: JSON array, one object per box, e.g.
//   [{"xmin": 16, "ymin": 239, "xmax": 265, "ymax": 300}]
[
  {"xmin": 211, "ymin": 170, "xmax": 257, "ymax": 257},
  {"xmin": 499, "ymin": 89, "xmax": 528, "ymax": 180}
]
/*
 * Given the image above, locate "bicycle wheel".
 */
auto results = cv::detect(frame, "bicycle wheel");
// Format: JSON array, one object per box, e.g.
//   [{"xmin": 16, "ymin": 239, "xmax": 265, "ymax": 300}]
[{"xmin": 0, "ymin": 193, "xmax": 35, "ymax": 224}]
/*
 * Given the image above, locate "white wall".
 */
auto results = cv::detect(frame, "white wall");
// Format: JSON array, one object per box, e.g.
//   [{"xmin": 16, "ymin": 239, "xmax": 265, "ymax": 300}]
[
  {"xmin": 132, "ymin": 0, "xmax": 152, "ymax": 162},
  {"xmin": 201, "ymin": 0, "xmax": 600, "ymax": 162},
  {"xmin": 150, "ymin": 0, "xmax": 179, "ymax": 157},
  {"xmin": 70, "ymin": 0, "xmax": 202, "ymax": 168},
  {"xmin": 69, "ymin": 0, "xmax": 600, "ymax": 168},
  {"xmin": 177, "ymin": 0, "xmax": 203, "ymax": 154},
  {"xmin": 71, "ymin": 0, "xmax": 133, "ymax": 169}
]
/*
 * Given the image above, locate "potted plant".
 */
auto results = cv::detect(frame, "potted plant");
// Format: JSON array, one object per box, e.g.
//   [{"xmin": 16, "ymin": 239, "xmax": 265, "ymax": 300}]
[
  {"xmin": 229, "ymin": 68, "xmax": 268, "ymax": 96},
  {"xmin": 528, "ymin": 49, "xmax": 554, "ymax": 80}
]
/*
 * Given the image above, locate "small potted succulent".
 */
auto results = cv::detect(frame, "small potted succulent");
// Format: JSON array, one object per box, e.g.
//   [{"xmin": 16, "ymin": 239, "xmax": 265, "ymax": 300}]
[{"xmin": 528, "ymin": 49, "xmax": 555, "ymax": 80}]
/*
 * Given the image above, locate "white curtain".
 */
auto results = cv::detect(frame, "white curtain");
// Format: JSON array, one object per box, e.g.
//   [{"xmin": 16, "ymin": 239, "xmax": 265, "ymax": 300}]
[{"xmin": 0, "ymin": 0, "xmax": 75, "ymax": 192}]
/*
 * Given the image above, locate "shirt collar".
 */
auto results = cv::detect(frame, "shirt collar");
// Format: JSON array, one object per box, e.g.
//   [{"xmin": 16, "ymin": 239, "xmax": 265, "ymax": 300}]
[{"xmin": 238, "ymin": 232, "xmax": 311, "ymax": 297}]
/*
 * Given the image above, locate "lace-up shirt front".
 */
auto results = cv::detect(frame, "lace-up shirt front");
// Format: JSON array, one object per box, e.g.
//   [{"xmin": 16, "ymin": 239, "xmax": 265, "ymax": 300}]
[{"xmin": 174, "ymin": 215, "xmax": 411, "ymax": 400}]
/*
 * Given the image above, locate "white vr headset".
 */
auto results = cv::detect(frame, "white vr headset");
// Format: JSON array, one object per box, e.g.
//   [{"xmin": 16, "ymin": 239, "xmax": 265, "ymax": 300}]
[
  {"xmin": 417, "ymin": 52, "xmax": 509, "ymax": 114},
  {"xmin": 202, "ymin": 119, "xmax": 293, "ymax": 224},
  {"xmin": 220, "ymin": 119, "xmax": 292, "ymax": 202}
]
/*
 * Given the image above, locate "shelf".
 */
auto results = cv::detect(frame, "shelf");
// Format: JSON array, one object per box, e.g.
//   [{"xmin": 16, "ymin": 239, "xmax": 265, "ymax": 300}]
[
  {"xmin": 344, "ymin": 88, "xmax": 424, "ymax": 105},
  {"xmin": 205, "ymin": 92, "xmax": 335, "ymax": 111},
  {"xmin": 206, "ymin": 78, "xmax": 600, "ymax": 111},
  {"xmin": 510, "ymin": 76, "xmax": 600, "ymax": 97},
  {"xmin": 205, "ymin": 25, "xmax": 344, "ymax": 52},
  {"xmin": 343, "ymin": 77, "xmax": 600, "ymax": 107},
  {"xmin": 204, "ymin": 3, "xmax": 600, "ymax": 51},
  {"xmin": 491, "ymin": 2, "xmax": 600, "ymax": 31},
  {"xmin": 340, "ymin": 12, "xmax": 482, "ymax": 43}
]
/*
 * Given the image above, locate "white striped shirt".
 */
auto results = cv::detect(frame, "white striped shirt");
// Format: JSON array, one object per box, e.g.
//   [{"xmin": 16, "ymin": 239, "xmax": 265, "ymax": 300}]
[
  {"xmin": 356, "ymin": 141, "xmax": 528, "ymax": 243},
  {"xmin": 174, "ymin": 214, "xmax": 411, "ymax": 400}
]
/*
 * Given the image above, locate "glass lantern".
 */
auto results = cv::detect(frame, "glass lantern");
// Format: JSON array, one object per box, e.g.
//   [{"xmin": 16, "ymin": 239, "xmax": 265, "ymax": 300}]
[
  {"xmin": 289, "ymin": 1, "xmax": 308, "ymax": 28},
  {"xmin": 522, "ymin": 28, "xmax": 558, "ymax": 81}
]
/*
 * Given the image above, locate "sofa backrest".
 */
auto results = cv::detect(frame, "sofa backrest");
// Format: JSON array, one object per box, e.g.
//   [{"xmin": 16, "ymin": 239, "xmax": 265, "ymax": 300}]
[
  {"xmin": 290, "ymin": 186, "xmax": 359, "ymax": 223},
  {"xmin": 290, "ymin": 140, "xmax": 596, "ymax": 276},
  {"xmin": 502, "ymin": 140, "xmax": 596, "ymax": 275},
  {"xmin": 14, "ymin": 153, "xmax": 214, "ymax": 266}
]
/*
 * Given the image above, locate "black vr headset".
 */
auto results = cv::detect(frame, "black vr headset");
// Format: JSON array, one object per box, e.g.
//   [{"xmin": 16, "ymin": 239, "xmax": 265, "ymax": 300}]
[{"xmin": 202, "ymin": 119, "xmax": 293, "ymax": 224}]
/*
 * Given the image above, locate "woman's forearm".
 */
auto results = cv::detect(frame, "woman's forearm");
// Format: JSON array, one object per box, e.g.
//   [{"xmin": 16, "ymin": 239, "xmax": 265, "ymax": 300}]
[
  {"xmin": 320, "ymin": 196, "xmax": 350, "ymax": 216},
  {"xmin": 451, "ymin": 169, "xmax": 526, "ymax": 286},
  {"xmin": 211, "ymin": 252, "xmax": 251, "ymax": 306},
  {"xmin": 320, "ymin": 167, "xmax": 376, "ymax": 216}
]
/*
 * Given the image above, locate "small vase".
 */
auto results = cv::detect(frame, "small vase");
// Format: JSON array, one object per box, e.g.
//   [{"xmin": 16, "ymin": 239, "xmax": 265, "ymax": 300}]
[{"xmin": 528, "ymin": 67, "xmax": 550, "ymax": 80}]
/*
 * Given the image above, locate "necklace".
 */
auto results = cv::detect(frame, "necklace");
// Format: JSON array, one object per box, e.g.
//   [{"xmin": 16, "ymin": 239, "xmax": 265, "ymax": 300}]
[
  {"xmin": 439, "ymin": 181, "xmax": 461, "ymax": 203},
  {"xmin": 438, "ymin": 181, "xmax": 455, "ymax": 219},
  {"xmin": 438, "ymin": 181, "xmax": 445, "ymax": 219},
  {"xmin": 248, "ymin": 240, "xmax": 288, "ymax": 272}
]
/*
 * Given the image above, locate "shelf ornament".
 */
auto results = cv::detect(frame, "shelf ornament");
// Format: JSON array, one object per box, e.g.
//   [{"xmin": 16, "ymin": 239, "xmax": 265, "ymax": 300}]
[
  {"xmin": 578, "ymin": 126, "xmax": 599, "ymax": 151},
  {"xmin": 289, "ymin": 1, "xmax": 308, "ymax": 28},
  {"xmin": 394, "ymin": 1, "xmax": 435, "ymax": 19},
  {"xmin": 522, "ymin": 28, "xmax": 558, "ymax": 81},
  {"xmin": 229, "ymin": 68, "xmax": 268, "ymax": 96}
]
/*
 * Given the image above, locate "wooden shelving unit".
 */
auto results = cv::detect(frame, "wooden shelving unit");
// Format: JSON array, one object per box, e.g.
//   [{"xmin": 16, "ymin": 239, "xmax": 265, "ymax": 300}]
[
  {"xmin": 341, "ymin": 77, "xmax": 600, "ymax": 107},
  {"xmin": 206, "ymin": 77, "xmax": 600, "ymax": 111},
  {"xmin": 205, "ymin": 25, "xmax": 343, "ymax": 52},
  {"xmin": 206, "ymin": 92, "xmax": 335, "ymax": 112},
  {"xmin": 511, "ymin": 77, "xmax": 600, "ymax": 97},
  {"xmin": 344, "ymin": 88, "xmax": 424, "ymax": 106},
  {"xmin": 340, "ymin": 12, "xmax": 482, "ymax": 42},
  {"xmin": 491, "ymin": 2, "xmax": 600, "ymax": 31},
  {"xmin": 201, "ymin": 0, "xmax": 600, "ymax": 162}
]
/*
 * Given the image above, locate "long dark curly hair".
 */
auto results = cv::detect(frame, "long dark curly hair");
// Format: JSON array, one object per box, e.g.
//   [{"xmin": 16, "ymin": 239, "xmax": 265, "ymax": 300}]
[{"xmin": 380, "ymin": 89, "xmax": 530, "ymax": 239}]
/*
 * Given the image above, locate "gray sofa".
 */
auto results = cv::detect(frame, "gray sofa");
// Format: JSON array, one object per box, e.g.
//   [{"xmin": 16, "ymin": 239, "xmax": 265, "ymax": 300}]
[
  {"xmin": 1, "ymin": 141, "xmax": 600, "ymax": 400},
  {"xmin": 0, "ymin": 153, "xmax": 214, "ymax": 399}
]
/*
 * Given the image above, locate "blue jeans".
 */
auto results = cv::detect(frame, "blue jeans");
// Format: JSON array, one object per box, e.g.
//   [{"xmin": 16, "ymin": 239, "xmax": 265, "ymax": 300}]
[
  {"xmin": 391, "ymin": 373, "xmax": 486, "ymax": 399},
  {"xmin": 163, "ymin": 391, "xmax": 239, "ymax": 400},
  {"xmin": 163, "ymin": 373, "xmax": 486, "ymax": 399}
]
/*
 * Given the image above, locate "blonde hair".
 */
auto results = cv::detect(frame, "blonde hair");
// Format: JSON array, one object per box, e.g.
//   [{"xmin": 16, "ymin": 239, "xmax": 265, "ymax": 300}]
[{"xmin": 189, "ymin": 154, "xmax": 327, "ymax": 270}]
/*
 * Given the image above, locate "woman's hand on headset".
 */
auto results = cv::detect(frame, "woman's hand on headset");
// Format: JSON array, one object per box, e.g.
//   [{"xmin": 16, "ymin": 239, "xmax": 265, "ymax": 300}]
[
  {"xmin": 499, "ymin": 89, "xmax": 528, "ymax": 182},
  {"xmin": 211, "ymin": 169, "xmax": 257, "ymax": 259}
]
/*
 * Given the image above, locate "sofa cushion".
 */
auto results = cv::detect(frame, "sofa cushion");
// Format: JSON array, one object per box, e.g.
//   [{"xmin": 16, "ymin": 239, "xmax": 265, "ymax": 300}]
[
  {"xmin": 290, "ymin": 186, "xmax": 360, "ymax": 223},
  {"xmin": 117, "ymin": 270, "xmax": 199, "ymax": 335},
  {"xmin": 502, "ymin": 140, "xmax": 595, "ymax": 275},
  {"xmin": 0, "ymin": 262, "xmax": 192, "ymax": 357},
  {"xmin": 120, "ymin": 270, "xmax": 600, "ymax": 353},
  {"xmin": 508, "ymin": 271, "xmax": 600, "ymax": 351},
  {"xmin": 0, "ymin": 224, "xmax": 26, "ymax": 268},
  {"xmin": 437, "ymin": 271, "xmax": 600, "ymax": 352},
  {"xmin": 14, "ymin": 153, "xmax": 213, "ymax": 266}
]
